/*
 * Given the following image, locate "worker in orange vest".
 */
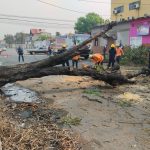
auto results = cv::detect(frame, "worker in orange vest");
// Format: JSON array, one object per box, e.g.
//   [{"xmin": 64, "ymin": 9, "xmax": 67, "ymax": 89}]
[
  {"xmin": 115, "ymin": 45, "xmax": 124, "ymax": 64},
  {"xmin": 72, "ymin": 55, "xmax": 80, "ymax": 69},
  {"xmin": 89, "ymin": 53, "xmax": 104, "ymax": 65}
]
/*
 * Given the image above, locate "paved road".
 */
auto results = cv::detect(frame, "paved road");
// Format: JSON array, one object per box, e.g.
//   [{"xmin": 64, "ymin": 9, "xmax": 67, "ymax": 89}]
[
  {"xmin": 0, "ymin": 48, "xmax": 48, "ymax": 66},
  {"xmin": 0, "ymin": 48, "xmax": 91, "ymax": 67}
]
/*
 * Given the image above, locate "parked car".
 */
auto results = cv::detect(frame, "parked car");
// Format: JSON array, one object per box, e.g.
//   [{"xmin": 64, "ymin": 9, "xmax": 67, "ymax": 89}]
[
  {"xmin": 28, "ymin": 47, "xmax": 48, "ymax": 55},
  {"xmin": 79, "ymin": 45, "xmax": 91, "ymax": 59}
]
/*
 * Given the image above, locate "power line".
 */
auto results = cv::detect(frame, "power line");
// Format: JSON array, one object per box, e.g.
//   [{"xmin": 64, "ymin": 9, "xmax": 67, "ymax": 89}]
[
  {"xmin": 0, "ymin": 13, "xmax": 75, "ymax": 23},
  {"xmin": 37, "ymin": 0, "xmax": 88, "ymax": 14},
  {"xmin": 0, "ymin": 17, "xmax": 74, "ymax": 27},
  {"xmin": 78, "ymin": 0, "xmax": 111, "ymax": 4},
  {"xmin": 0, "ymin": 20, "xmax": 74, "ymax": 29},
  {"xmin": 78, "ymin": 0, "xmax": 150, "ymax": 5}
]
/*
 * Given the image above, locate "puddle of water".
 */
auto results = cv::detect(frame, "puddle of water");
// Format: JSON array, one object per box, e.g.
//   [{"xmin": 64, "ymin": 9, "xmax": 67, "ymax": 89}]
[{"xmin": 2, "ymin": 83, "xmax": 41, "ymax": 103}]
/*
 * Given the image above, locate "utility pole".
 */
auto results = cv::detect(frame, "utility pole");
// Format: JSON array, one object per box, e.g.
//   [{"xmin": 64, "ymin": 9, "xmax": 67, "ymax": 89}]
[{"xmin": 148, "ymin": 50, "xmax": 150, "ymax": 69}]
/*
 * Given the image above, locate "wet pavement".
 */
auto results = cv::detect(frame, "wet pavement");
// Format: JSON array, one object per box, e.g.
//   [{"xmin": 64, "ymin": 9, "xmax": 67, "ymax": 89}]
[{"xmin": 2, "ymin": 83, "xmax": 41, "ymax": 103}]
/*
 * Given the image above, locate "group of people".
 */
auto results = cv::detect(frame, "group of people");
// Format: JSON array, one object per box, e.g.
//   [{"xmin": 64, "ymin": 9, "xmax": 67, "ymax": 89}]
[
  {"xmin": 57, "ymin": 43, "xmax": 124, "ymax": 70},
  {"xmin": 16, "ymin": 43, "xmax": 124, "ymax": 69},
  {"xmin": 58, "ymin": 44, "xmax": 80, "ymax": 68},
  {"xmin": 107, "ymin": 44, "xmax": 124, "ymax": 68}
]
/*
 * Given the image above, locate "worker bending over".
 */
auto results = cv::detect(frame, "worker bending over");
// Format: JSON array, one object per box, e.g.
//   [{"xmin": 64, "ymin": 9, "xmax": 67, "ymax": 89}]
[
  {"xmin": 89, "ymin": 53, "xmax": 104, "ymax": 72},
  {"xmin": 90, "ymin": 53, "xmax": 104, "ymax": 65}
]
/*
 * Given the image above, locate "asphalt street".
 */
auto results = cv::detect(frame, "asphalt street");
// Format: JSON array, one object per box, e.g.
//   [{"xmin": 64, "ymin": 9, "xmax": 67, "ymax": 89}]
[
  {"xmin": 0, "ymin": 48, "xmax": 91, "ymax": 67},
  {"xmin": 0, "ymin": 48, "xmax": 48, "ymax": 66}
]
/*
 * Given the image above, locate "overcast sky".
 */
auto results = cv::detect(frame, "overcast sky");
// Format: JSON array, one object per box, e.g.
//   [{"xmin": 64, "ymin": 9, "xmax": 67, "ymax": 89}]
[{"xmin": 0, "ymin": 0, "xmax": 111, "ymax": 39}]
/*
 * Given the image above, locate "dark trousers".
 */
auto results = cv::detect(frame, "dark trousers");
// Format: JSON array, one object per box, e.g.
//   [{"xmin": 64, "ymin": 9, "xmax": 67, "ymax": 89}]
[
  {"xmin": 18, "ymin": 54, "xmax": 24, "ymax": 62},
  {"xmin": 108, "ymin": 57, "xmax": 115, "ymax": 68},
  {"xmin": 72, "ymin": 60, "xmax": 78, "ymax": 68},
  {"xmin": 62, "ymin": 60, "xmax": 70, "ymax": 67},
  {"xmin": 116, "ymin": 56, "xmax": 121, "ymax": 64}
]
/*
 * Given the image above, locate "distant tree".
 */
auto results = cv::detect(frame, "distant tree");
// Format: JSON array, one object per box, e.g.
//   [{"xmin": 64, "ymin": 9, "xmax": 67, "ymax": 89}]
[
  {"xmin": 37, "ymin": 35, "xmax": 50, "ymax": 41},
  {"xmin": 74, "ymin": 12, "xmax": 104, "ymax": 33},
  {"xmin": 14, "ymin": 32, "xmax": 29, "ymax": 44},
  {"xmin": 56, "ymin": 32, "xmax": 61, "ymax": 36},
  {"xmin": 4, "ymin": 34, "xmax": 15, "ymax": 48}
]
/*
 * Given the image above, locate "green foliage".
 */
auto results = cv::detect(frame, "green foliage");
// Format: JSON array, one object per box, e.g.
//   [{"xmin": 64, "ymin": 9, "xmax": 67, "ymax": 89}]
[
  {"xmin": 83, "ymin": 89, "xmax": 100, "ymax": 96},
  {"xmin": 75, "ymin": 12, "xmax": 104, "ymax": 33},
  {"xmin": 122, "ymin": 46, "xmax": 149, "ymax": 65},
  {"xmin": 61, "ymin": 115, "xmax": 81, "ymax": 126},
  {"xmin": 4, "ymin": 34, "xmax": 14, "ymax": 45},
  {"xmin": 55, "ymin": 32, "xmax": 61, "ymax": 36},
  {"xmin": 118, "ymin": 100, "xmax": 132, "ymax": 107},
  {"xmin": 37, "ymin": 35, "xmax": 50, "ymax": 41},
  {"xmin": 14, "ymin": 32, "xmax": 29, "ymax": 44}
]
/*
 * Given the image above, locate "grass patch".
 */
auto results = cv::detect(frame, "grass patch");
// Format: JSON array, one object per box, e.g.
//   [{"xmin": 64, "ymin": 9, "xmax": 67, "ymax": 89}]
[
  {"xmin": 118, "ymin": 100, "xmax": 132, "ymax": 108},
  {"xmin": 61, "ymin": 115, "xmax": 81, "ymax": 126},
  {"xmin": 83, "ymin": 89, "xmax": 100, "ymax": 97}
]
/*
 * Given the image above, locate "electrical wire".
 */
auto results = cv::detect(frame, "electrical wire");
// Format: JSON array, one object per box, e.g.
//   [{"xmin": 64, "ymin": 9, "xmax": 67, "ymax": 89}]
[
  {"xmin": 0, "ymin": 17, "xmax": 74, "ymax": 27},
  {"xmin": 37, "ymin": 0, "xmax": 88, "ymax": 14},
  {"xmin": 79, "ymin": 0, "xmax": 150, "ymax": 5},
  {"xmin": 0, "ymin": 20, "xmax": 73, "ymax": 29},
  {"xmin": 0, "ymin": 13, "xmax": 75, "ymax": 22}
]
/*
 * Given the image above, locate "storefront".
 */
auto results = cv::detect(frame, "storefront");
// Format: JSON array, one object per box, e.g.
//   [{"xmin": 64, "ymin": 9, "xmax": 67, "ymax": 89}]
[{"xmin": 129, "ymin": 17, "xmax": 150, "ymax": 47}]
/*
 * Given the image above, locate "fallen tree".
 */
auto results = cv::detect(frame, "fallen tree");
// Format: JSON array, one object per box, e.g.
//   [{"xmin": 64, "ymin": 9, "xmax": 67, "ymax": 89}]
[
  {"xmin": 127, "ymin": 68, "xmax": 150, "ymax": 79},
  {"xmin": 0, "ymin": 22, "xmax": 145, "ymax": 87},
  {"xmin": 0, "ymin": 66, "xmax": 135, "ymax": 87}
]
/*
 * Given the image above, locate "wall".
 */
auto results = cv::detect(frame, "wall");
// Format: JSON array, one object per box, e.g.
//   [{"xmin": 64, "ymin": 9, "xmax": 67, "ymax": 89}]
[
  {"xmin": 91, "ymin": 22, "xmax": 130, "ymax": 53},
  {"xmin": 129, "ymin": 17, "xmax": 150, "ymax": 46},
  {"xmin": 111, "ymin": 0, "xmax": 150, "ymax": 21}
]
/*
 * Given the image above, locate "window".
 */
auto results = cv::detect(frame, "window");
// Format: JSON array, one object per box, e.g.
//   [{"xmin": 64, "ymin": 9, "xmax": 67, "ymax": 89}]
[
  {"xmin": 129, "ymin": 1, "xmax": 140, "ymax": 10},
  {"xmin": 114, "ymin": 6, "xmax": 124, "ymax": 14}
]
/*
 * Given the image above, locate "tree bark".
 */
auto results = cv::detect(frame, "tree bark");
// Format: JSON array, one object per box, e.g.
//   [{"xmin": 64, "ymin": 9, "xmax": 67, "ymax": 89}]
[{"xmin": 0, "ymin": 67, "xmax": 135, "ymax": 87}]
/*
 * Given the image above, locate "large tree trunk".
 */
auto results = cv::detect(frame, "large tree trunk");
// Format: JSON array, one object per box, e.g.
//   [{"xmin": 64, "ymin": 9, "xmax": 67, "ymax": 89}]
[
  {"xmin": 0, "ymin": 67, "xmax": 135, "ymax": 87},
  {"xmin": 0, "ymin": 22, "xmax": 136, "ymax": 87}
]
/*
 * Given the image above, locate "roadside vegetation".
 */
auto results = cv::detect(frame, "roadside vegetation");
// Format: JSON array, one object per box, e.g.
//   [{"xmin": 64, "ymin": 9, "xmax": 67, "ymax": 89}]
[
  {"xmin": 122, "ymin": 46, "xmax": 149, "ymax": 65},
  {"xmin": 83, "ymin": 89, "xmax": 101, "ymax": 97}
]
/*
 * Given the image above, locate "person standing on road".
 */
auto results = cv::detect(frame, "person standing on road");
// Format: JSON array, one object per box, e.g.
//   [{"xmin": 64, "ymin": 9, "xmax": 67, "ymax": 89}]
[
  {"xmin": 103, "ymin": 45, "xmax": 107, "ymax": 60},
  {"xmin": 58, "ymin": 45, "xmax": 70, "ymax": 67},
  {"xmin": 72, "ymin": 54, "xmax": 80, "ymax": 69},
  {"xmin": 17, "ymin": 46, "xmax": 24, "ymax": 62},
  {"xmin": 48, "ymin": 45, "xmax": 52, "ymax": 55},
  {"xmin": 115, "ymin": 45, "xmax": 124, "ymax": 64},
  {"xmin": 107, "ymin": 44, "xmax": 116, "ymax": 68}
]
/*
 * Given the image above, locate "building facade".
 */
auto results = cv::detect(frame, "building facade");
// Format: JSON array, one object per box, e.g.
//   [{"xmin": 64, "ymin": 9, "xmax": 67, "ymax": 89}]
[
  {"xmin": 91, "ymin": 22, "xmax": 130, "ymax": 53},
  {"xmin": 111, "ymin": 0, "xmax": 150, "ymax": 21},
  {"xmin": 129, "ymin": 17, "xmax": 150, "ymax": 47}
]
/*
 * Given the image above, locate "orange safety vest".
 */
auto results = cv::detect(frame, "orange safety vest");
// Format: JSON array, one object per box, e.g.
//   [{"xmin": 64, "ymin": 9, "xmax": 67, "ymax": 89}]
[
  {"xmin": 91, "ymin": 53, "xmax": 104, "ymax": 64},
  {"xmin": 116, "ymin": 48, "xmax": 124, "ymax": 57},
  {"xmin": 72, "ymin": 55, "xmax": 80, "ymax": 61}
]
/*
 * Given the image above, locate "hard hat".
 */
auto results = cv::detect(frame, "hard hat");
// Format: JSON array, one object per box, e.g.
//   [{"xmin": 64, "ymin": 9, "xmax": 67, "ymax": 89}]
[
  {"xmin": 111, "ymin": 44, "xmax": 115, "ymax": 48},
  {"xmin": 62, "ymin": 44, "xmax": 66, "ymax": 48}
]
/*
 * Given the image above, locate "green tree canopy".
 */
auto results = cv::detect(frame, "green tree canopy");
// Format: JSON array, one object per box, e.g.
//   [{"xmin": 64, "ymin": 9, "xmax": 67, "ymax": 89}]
[
  {"xmin": 14, "ymin": 32, "xmax": 29, "ymax": 44},
  {"xmin": 74, "ymin": 12, "xmax": 104, "ymax": 33},
  {"xmin": 4, "ymin": 34, "xmax": 14, "ymax": 45},
  {"xmin": 37, "ymin": 35, "xmax": 50, "ymax": 41}
]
